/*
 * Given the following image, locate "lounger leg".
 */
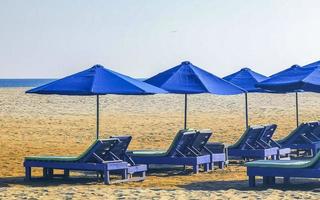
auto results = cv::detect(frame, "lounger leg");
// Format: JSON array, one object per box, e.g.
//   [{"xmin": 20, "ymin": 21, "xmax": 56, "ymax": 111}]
[
  {"xmin": 249, "ymin": 176, "xmax": 255, "ymax": 187},
  {"xmin": 193, "ymin": 165, "xmax": 199, "ymax": 174},
  {"xmin": 204, "ymin": 163, "xmax": 209, "ymax": 172},
  {"xmin": 142, "ymin": 171, "xmax": 146, "ymax": 179},
  {"xmin": 47, "ymin": 169, "xmax": 53, "ymax": 178},
  {"xmin": 97, "ymin": 172, "xmax": 103, "ymax": 181},
  {"xmin": 64, "ymin": 169, "xmax": 70, "ymax": 178},
  {"xmin": 269, "ymin": 176, "xmax": 276, "ymax": 185},
  {"xmin": 122, "ymin": 169, "xmax": 128, "ymax": 180},
  {"xmin": 25, "ymin": 167, "xmax": 31, "ymax": 180},
  {"xmin": 263, "ymin": 176, "xmax": 269, "ymax": 185},
  {"xmin": 225, "ymin": 148, "xmax": 229, "ymax": 165},
  {"xmin": 96, "ymin": 172, "xmax": 100, "ymax": 180},
  {"xmin": 209, "ymin": 163, "xmax": 214, "ymax": 171},
  {"xmin": 183, "ymin": 165, "xmax": 186, "ymax": 171},
  {"xmin": 103, "ymin": 170, "xmax": 110, "ymax": 185},
  {"xmin": 218, "ymin": 162, "xmax": 224, "ymax": 169},
  {"xmin": 43, "ymin": 168, "xmax": 48, "ymax": 178},
  {"xmin": 284, "ymin": 177, "xmax": 290, "ymax": 184}
]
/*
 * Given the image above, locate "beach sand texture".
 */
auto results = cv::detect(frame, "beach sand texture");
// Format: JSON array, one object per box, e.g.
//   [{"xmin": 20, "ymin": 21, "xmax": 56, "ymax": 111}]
[{"xmin": 1, "ymin": 88, "xmax": 320, "ymax": 199}]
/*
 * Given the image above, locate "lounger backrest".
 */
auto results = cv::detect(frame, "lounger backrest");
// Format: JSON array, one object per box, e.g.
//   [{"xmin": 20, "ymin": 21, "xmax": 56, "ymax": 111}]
[
  {"xmin": 258, "ymin": 124, "xmax": 277, "ymax": 147},
  {"xmin": 304, "ymin": 122, "xmax": 320, "ymax": 141},
  {"xmin": 80, "ymin": 138, "xmax": 120, "ymax": 163},
  {"xmin": 167, "ymin": 130, "xmax": 197, "ymax": 157},
  {"xmin": 191, "ymin": 130, "xmax": 212, "ymax": 153},
  {"xmin": 110, "ymin": 135, "xmax": 135, "ymax": 165},
  {"xmin": 162, "ymin": 129, "xmax": 185, "ymax": 155},
  {"xmin": 291, "ymin": 122, "xmax": 319, "ymax": 144},
  {"xmin": 242, "ymin": 127, "xmax": 266, "ymax": 149},
  {"xmin": 277, "ymin": 123, "xmax": 310, "ymax": 145},
  {"xmin": 229, "ymin": 125, "xmax": 265, "ymax": 149},
  {"xmin": 311, "ymin": 122, "xmax": 320, "ymax": 138}
]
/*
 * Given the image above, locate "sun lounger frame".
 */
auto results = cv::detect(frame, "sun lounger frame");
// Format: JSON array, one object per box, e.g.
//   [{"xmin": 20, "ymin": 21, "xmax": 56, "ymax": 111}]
[
  {"xmin": 247, "ymin": 167, "xmax": 320, "ymax": 187},
  {"xmin": 23, "ymin": 139, "xmax": 147, "ymax": 184},
  {"xmin": 278, "ymin": 122, "xmax": 320, "ymax": 157},
  {"xmin": 129, "ymin": 130, "xmax": 213, "ymax": 173},
  {"xmin": 227, "ymin": 126, "xmax": 278, "ymax": 160}
]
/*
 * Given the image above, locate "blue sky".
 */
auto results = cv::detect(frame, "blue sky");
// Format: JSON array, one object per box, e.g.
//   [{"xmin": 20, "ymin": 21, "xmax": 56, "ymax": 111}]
[{"xmin": 1, "ymin": 0, "xmax": 320, "ymax": 78}]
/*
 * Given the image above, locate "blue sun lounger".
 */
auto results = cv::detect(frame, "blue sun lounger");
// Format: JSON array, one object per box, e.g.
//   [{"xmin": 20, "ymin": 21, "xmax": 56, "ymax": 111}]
[
  {"xmin": 256, "ymin": 124, "xmax": 291, "ymax": 159},
  {"xmin": 127, "ymin": 130, "xmax": 211, "ymax": 173},
  {"xmin": 246, "ymin": 151, "xmax": 320, "ymax": 187},
  {"xmin": 189, "ymin": 130, "xmax": 226, "ymax": 170},
  {"xmin": 277, "ymin": 122, "xmax": 320, "ymax": 156},
  {"xmin": 24, "ymin": 138, "xmax": 147, "ymax": 184},
  {"xmin": 227, "ymin": 125, "xmax": 278, "ymax": 160}
]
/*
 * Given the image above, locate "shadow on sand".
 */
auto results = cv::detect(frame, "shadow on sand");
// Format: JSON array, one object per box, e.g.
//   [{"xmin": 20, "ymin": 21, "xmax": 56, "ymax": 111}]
[
  {"xmin": 0, "ymin": 168, "xmax": 194, "ymax": 188},
  {"xmin": 2, "ymin": 169, "xmax": 320, "ymax": 192},
  {"xmin": 0, "ymin": 176, "xmax": 106, "ymax": 187},
  {"xmin": 178, "ymin": 178, "xmax": 320, "ymax": 192}
]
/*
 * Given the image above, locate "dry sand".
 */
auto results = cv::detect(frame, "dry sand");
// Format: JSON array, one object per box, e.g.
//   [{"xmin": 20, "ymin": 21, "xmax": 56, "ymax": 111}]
[{"xmin": 1, "ymin": 88, "xmax": 320, "ymax": 199}]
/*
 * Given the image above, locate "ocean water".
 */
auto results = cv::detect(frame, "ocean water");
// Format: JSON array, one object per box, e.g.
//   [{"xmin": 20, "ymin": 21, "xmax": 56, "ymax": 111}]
[
  {"xmin": 0, "ymin": 79, "xmax": 56, "ymax": 87},
  {"xmin": 0, "ymin": 78, "xmax": 146, "ymax": 87}
]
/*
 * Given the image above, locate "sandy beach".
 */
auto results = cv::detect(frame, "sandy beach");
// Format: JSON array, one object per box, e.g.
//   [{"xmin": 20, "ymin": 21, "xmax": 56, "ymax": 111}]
[{"xmin": 1, "ymin": 88, "xmax": 320, "ymax": 199}]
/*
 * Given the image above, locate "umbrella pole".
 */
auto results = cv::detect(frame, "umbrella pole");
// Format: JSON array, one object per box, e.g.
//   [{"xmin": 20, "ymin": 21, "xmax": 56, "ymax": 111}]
[
  {"xmin": 295, "ymin": 92, "xmax": 299, "ymax": 127},
  {"xmin": 184, "ymin": 94, "xmax": 187, "ymax": 130},
  {"xmin": 245, "ymin": 93, "xmax": 249, "ymax": 129},
  {"xmin": 96, "ymin": 95, "xmax": 100, "ymax": 139}
]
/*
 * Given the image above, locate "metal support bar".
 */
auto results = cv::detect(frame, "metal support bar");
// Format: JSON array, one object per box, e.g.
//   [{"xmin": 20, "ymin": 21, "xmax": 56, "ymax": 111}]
[
  {"xmin": 97, "ymin": 95, "xmax": 100, "ymax": 139},
  {"xmin": 245, "ymin": 93, "xmax": 249, "ymax": 129},
  {"xmin": 295, "ymin": 92, "xmax": 299, "ymax": 128},
  {"xmin": 184, "ymin": 94, "xmax": 187, "ymax": 130}
]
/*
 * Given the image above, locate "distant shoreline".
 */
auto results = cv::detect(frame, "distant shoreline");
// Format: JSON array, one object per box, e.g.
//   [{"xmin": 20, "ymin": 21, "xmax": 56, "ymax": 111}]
[
  {"xmin": 0, "ymin": 78, "xmax": 147, "ymax": 87},
  {"xmin": 0, "ymin": 79, "xmax": 56, "ymax": 87}
]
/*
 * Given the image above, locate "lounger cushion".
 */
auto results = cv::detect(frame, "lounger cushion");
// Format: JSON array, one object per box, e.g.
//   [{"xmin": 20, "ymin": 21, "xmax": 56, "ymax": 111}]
[
  {"xmin": 25, "ymin": 156, "xmax": 79, "ymax": 162},
  {"xmin": 25, "ymin": 140, "xmax": 100, "ymax": 162},
  {"xmin": 130, "ymin": 150, "xmax": 167, "ymax": 157},
  {"xmin": 246, "ymin": 151, "xmax": 320, "ymax": 168}
]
